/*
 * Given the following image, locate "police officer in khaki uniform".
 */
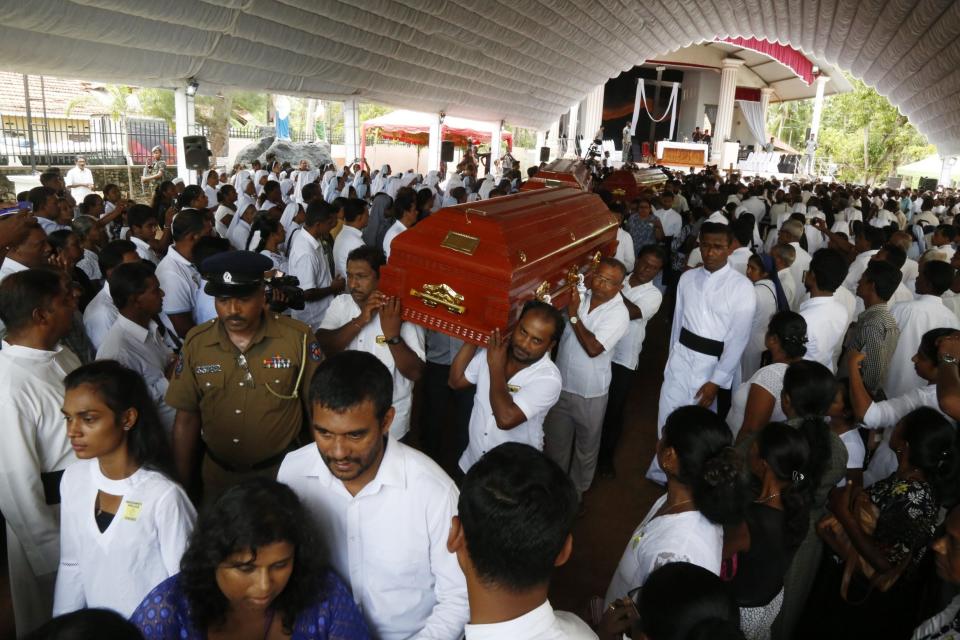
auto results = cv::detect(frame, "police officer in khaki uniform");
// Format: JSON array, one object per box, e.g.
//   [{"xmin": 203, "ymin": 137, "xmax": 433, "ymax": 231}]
[{"xmin": 166, "ymin": 251, "xmax": 320, "ymax": 503}]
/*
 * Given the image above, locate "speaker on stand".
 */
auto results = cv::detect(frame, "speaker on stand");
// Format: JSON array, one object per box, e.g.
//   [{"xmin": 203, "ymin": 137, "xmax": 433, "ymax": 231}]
[
  {"xmin": 440, "ymin": 140, "xmax": 455, "ymax": 163},
  {"xmin": 539, "ymin": 146, "xmax": 550, "ymax": 163},
  {"xmin": 183, "ymin": 135, "xmax": 212, "ymax": 185}
]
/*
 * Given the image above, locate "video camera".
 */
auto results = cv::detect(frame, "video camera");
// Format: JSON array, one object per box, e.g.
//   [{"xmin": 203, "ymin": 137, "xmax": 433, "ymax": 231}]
[{"xmin": 265, "ymin": 273, "xmax": 305, "ymax": 312}]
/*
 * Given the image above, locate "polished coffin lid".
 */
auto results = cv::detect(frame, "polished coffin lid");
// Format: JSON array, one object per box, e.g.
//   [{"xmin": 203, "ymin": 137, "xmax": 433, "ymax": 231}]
[
  {"xmin": 379, "ymin": 186, "xmax": 618, "ymax": 345},
  {"xmin": 601, "ymin": 167, "xmax": 667, "ymax": 201},
  {"xmin": 519, "ymin": 158, "xmax": 592, "ymax": 192}
]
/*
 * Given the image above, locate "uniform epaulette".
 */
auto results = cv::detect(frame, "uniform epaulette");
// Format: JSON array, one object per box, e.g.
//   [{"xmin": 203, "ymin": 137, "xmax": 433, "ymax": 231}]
[
  {"xmin": 272, "ymin": 313, "xmax": 313, "ymax": 335},
  {"xmin": 183, "ymin": 318, "xmax": 218, "ymax": 343}
]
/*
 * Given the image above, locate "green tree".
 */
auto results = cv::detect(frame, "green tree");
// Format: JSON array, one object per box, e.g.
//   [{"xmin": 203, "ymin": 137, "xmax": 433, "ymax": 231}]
[{"xmin": 765, "ymin": 74, "xmax": 933, "ymax": 183}]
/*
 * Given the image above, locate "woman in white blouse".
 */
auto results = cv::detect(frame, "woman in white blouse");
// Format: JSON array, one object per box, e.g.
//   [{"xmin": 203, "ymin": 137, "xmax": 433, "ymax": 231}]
[
  {"xmin": 730, "ymin": 311, "xmax": 808, "ymax": 443},
  {"xmin": 605, "ymin": 406, "xmax": 748, "ymax": 605},
  {"xmin": 54, "ymin": 360, "xmax": 196, "ymax": 618}
]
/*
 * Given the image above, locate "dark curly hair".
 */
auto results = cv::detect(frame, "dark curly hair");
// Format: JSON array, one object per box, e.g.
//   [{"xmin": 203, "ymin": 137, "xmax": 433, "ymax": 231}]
[
  {"xmin": 757, "ymin": 422, "xmax": 811, "ymax": 548},
  {"xmin": 179, "ymin": 478, "xmax": 326, "ymax": 633}
]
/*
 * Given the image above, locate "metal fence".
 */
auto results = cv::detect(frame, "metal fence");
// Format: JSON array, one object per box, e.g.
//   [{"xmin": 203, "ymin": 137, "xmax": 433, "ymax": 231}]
[
  {"xmin": 0, "ymin": 116, "xmax": 177, "ymax": 167},
  {"xmin": 0, "ymin": 115, "xmax": 431, "ymax": 169}
]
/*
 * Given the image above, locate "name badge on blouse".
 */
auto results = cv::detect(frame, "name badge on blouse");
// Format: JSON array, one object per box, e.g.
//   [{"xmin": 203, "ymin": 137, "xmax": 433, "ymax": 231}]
[
  {"xmin": 123, "ymin": 501, "xmax": 143, "ymax": 522},
  {"xmin": 507, "ymin": 384, "xmax": 521, "ymax": 393}
]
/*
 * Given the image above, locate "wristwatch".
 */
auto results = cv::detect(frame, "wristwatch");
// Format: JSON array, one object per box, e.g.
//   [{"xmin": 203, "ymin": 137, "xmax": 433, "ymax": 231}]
[
  {"xmin": 569, "ymin": 316, "xmax": 579, "ymax": 325},
  {"xmin": 384, "ymin": 335, "xmax": 403, "ymax": 346},
  {"xmin": 941, "ymin": 353, "xmax": 959, "ymax": 366}
]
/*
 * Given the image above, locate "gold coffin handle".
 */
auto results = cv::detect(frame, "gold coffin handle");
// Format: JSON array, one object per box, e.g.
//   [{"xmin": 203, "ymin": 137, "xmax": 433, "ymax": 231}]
[{"xmin": 410, "ymin": 284, "xmax": 466, "ymax": 315}]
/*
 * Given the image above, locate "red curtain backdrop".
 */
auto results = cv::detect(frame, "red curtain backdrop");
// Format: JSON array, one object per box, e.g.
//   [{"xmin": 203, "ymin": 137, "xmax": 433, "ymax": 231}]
[{"xmin": 722, "ymin": 37, "xmax": 815, "ymax": 85}]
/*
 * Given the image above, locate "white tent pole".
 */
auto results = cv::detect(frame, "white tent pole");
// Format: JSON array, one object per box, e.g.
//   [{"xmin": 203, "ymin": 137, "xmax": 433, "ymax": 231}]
[{"xmin": 427, "ymin": 113, "xmax": 442, "ymax": 172}]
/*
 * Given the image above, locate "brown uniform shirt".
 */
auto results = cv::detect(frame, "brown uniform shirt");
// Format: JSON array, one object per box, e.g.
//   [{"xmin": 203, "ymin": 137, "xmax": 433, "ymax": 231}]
[{"xmin": 165, "ymin": 311, "xmax": 320, "ymax": 466}]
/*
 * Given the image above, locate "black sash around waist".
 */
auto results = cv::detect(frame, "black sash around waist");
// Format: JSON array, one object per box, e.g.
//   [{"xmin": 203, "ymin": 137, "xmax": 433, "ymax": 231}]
[{"xmin": 679, "ymin": 327, "xmax": 724, "ymax": 358}]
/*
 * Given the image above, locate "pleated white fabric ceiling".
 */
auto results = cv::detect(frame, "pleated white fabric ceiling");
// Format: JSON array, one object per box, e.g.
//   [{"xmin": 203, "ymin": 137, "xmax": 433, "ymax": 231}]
[{"xmin": 2, "ymin": 0, "xmax": 959, "ymax": 154}]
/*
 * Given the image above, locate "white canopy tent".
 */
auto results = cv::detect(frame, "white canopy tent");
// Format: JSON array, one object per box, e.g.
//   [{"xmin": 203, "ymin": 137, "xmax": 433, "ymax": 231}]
[
  {"xmin": 897, "ymin": 154, "xmax": 960, "ymax": 185},
  {"xmin": 4, "ymin": 0, "xmax": 960, "ymax": 156}
]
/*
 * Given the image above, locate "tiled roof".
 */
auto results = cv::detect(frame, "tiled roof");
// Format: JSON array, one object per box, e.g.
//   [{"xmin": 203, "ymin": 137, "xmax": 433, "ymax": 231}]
[{"xmin": 0, "ymin": 72, "xmax": 108, "ymax": 119}]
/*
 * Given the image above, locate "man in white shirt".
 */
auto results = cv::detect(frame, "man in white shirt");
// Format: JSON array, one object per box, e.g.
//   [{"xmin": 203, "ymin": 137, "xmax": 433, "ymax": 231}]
[
  {"xmin": 383, "ymin": 189, "xmax": 419, "ymax": 260},
  {"xmin": 64, "ymin": 156, "xmax": 94, "ymax": 203},
  {"xmin": 127, "ymin": 204, "xmax": 163, "ymax": 265},
  {"xmin": 82, "ymin": 240, "xmax": 141, "ymax": 351},
  {"xmin": 653, "ymin": 191, "xmax": 682, "ymax": 241},
  {"xmin": 287, "ymin": 201, "xmax": 344, "ymax": 330},
  {"xmin": 890, "ymin": 231, "xmax": 920, "ymax": 291},
  {"xmin": 649, "ymin": 222, "xmax": 755, "ymax": 483},
  {"xmin": 155, "ymin": 209, "xmax": 206, "ymax": 340},
  {"xmin": 448, "ymin": 443, "xmax": 597, "ymax": 640},
  {"xmin": 0, "ymin": 269, "xmax": 80, "ymax": 637},
  {"xmin": 543, "ymin": 258, "xmax": 630, "ymax": 498},
  {"xmin": 798, "ymin": 248, "xmax": 850, "ymax": 372},
  {"xmin": 886, "ymin": 260, "xmax": 960, "ymax": 398},
  {"xmin": 842, "ymin": 226, "xmax": 884, "ymax": 293},
  {"xmin": 727, "ymin": 218, "xmax": 754, "ymax": 275},
  {"xmin": 771, "ymin": 243, "xmax": 797, "ymax": 308},
  {"xmin": 333, "ymin": 198, "xmax": 368, "ymax": 278},
  {"xmin": 96, "ymin": 262, "xmax": 177, "ymax": 433},
  {"xmin": 778, "ymin": 219, "xmax": 812, "ymax": 310},
  {"xmin": 598, "ymin": 246, "xmax": 664, "ymax": 478},
  {"xmin": 278, "ymin": 351, "xmax": 469, "ymax": 640},
  {"xmin": 316, "ymin": 246, "xmax": 425, "ymax": 440},
  {"xmin": 0, "ymin": 223, "xmax": 50, "ymax": 284},
  {"xmin": 449, "ymin": 301, "xmax": 565, "ymax": 474},
  {"xmin": 30, "ymin": 186, "xmax": 69, "ymax": 235},
  {"xmin": 932, "ymin": 224, "xmax": 957, "ymax": 262}
]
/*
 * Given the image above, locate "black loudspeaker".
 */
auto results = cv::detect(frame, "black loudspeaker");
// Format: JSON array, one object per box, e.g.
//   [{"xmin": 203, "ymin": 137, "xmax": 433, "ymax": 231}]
[
  {"xmin": 183, "ymin": 135, "xmax": 211, "ymax": 171},
  {"xmin": 440, "ymin": 140, "xmax": 455, "ymax": 162},
  {"xmin": 918, "ymin": 177, "xmax": 939, "ymax": 192},
  {"xmin": 539, "ymin": 146, "xmax": 550, "ymax": 162}
]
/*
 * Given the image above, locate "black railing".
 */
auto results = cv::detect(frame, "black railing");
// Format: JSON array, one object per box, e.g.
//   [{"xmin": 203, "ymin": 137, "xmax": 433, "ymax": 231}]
[{"xmin": 0, "ymin": 116, "xmax": 177, "ymax": 166}]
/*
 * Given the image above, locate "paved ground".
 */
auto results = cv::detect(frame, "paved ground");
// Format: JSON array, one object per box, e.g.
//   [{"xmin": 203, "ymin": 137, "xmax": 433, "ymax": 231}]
[{"xmin": 0, "ymin": 301, "xmax": 671, "ymax": 635}]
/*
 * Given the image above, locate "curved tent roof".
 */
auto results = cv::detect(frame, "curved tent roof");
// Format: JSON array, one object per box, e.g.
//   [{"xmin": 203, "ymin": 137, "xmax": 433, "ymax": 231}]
[{"xmin": 3, "ymin": 0, "xmax": 960, "ymax": 154}]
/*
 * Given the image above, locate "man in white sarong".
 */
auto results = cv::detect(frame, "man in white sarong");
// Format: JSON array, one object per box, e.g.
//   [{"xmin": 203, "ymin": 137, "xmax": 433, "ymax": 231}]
[{"xmin": 648, "ymin": 222, "xmax": 755, "ymax": 483}]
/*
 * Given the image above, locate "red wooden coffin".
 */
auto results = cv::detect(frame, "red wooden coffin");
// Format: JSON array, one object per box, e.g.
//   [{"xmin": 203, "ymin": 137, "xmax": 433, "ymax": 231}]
[
  {"xmin": 600, "ymin": 167, "xmax": 667, "ymax": 203},
  {"xmin": 519, "ymin": 158, "xmax": 592, "ymax": 193},
  {"xmin": 379, "ymin": 187, "xmax": 618, "ymax": 345}
]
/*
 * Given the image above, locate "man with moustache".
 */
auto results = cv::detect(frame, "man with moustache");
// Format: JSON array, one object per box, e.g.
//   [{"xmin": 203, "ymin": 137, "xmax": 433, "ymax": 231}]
[
  {"xmin": 278, "ymin": 351, "xmax": 469, "ymax": 640},
  {"xmin": 448, "ymin": 300, "xmax": 565, "ymax": 474},
  {"xmin": 316, "ymin": 245, "xmax": 425, "ymax": 441},
  {"xmin": 166, "ymin": 251, "xmax": 319, "ymax": 503}
]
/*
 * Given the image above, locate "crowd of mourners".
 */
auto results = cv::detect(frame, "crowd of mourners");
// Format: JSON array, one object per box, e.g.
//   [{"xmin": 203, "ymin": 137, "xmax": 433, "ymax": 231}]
[{"xmin": 3, "ymin": 145, "xmax": 960, "ymax": 640}]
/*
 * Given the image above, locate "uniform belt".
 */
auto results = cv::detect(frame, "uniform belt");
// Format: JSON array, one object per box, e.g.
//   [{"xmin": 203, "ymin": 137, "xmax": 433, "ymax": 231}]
[
  {"xmin": 205, "ymin": 445, "xmax": 293, "ymax": 474},
  {"xmin": 679, "ymin": 327, "xmax": 724, "ymax": 358}
]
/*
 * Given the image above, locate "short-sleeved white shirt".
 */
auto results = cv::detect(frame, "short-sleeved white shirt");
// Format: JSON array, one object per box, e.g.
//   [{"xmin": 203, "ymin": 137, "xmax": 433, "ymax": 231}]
[
  {"xmin": 555, "ymin": 292, "xmax": 629, "ymax": 398},
  {"xmin": 65, "ymin": 167, "xmax": 94, "ymax": 202},
  {"xmin": 654, "ymin": 208, "xmax": 682, "ymax": 237},
  {"xmin": 288, "ymin": 230, "xmax": 332, "ymax": 330},
  {"xmin": 333, "ymin": 225, "xmax": 365, "ymax": 278},
  {"xmin": 726, "ymin": 363, "xmax": 788, "ymax": 439},
  {"xmin": 383, "ymin": 220, "xmax": 407, "ymax": 259},
  {"xmin": 130, "ymin": 236, "xmax": 159, "ymax": 265},
  {"xmin": 605, "ymin": 494, "xmax": 723, "ymax": 606},
  {"xmin": 318, "ymin": 293, "xmax": 425, "ymax": 439},
  {"xmin": 458, "ymin": 349, "xmax": 562, "ymax": 472},
  {"xmin": 611, "ymin": 281, "xmax": 663, "ymax": 369},
  {"xmin": 155, "ymin": 248, "xmax": 200, "ymax": 316}
]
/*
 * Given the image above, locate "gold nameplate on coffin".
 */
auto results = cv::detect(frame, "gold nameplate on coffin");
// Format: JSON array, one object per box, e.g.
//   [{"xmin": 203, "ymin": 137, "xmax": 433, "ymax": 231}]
[
  {"xmin": 440, "ymin": 231, "xmax": 481, "ymax": 255},
  {"xmin": 411, "ymin": 283, "xmax": 466, "ymax": 315}
]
